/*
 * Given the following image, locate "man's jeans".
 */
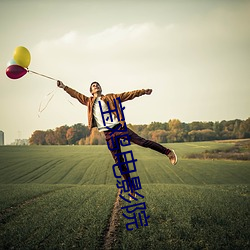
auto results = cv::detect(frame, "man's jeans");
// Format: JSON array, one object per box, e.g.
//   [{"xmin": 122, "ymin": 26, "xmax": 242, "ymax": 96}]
[{"xmin": 104, "ymin": 124, "xmax": 171, "ymax": 193}]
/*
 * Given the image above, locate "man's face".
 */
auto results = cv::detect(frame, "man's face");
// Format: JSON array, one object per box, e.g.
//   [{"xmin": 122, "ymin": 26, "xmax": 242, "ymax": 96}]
[{"xmin": 91, "ymin": 82, "xmax": 102, "ymax": 95}]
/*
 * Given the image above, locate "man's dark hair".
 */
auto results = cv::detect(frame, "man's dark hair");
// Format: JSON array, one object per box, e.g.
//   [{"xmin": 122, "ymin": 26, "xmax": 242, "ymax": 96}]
[{"xmin": 90, "ymin": 81, "xmax": 101, "ymax": 93}]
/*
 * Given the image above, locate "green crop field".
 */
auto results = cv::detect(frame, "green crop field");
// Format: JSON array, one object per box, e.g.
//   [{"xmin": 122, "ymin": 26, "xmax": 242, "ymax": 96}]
[{"xmin": 0, "ymin": 141, "xmax": 249, "ymax": 249}]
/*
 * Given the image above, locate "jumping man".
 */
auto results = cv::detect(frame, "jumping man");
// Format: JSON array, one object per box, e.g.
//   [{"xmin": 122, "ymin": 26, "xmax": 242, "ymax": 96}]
[{"xmin": 57, "ymin": 81, "xmax": 177, "ymax": 198}]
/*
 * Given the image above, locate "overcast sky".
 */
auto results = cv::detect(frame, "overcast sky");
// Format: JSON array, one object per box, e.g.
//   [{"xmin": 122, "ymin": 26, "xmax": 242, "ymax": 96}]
[{"xmin": 0, "ymin": 0, "xmax": 249, "ymax": 144}]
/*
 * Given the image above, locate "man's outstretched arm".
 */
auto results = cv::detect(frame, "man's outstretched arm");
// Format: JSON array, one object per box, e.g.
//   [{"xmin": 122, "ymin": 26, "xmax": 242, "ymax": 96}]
[
  {"xmin": 57, "ymin": 80, "xmax": 89, "ymax": 106},
  {"xmin": 116, "ymin": 88, "xmax": 153, "ymax": 102}
]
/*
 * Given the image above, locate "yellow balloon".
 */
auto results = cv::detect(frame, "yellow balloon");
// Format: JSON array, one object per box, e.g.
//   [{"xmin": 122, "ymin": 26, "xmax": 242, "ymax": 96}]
[{"xmin": 13, "ymin": 46, "xmax": 31, "ymax": 68}]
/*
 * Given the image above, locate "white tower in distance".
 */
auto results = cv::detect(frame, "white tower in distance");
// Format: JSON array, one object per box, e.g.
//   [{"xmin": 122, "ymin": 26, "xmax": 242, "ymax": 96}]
[{"xmin": 0, "ymin": 131, "xmax": 4, "ymax": 145}]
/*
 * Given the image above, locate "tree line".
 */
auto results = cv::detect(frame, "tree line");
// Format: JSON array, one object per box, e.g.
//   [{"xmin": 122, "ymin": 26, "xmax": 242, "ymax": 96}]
[{"xmin": 29, "ymin": 118, "xmax": 250, "ymax": 145}]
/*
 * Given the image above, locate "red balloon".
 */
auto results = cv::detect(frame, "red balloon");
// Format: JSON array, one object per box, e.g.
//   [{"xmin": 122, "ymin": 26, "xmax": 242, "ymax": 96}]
[{"xmin": 6, "ymin": 65, "xmax": 27, "ymax": 79}]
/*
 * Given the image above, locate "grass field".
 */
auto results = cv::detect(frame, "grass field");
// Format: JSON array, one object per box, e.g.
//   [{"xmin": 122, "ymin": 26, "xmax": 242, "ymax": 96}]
[{"xmin": 0, "ymin": 141, "xmax": 249, "ymax": 249}]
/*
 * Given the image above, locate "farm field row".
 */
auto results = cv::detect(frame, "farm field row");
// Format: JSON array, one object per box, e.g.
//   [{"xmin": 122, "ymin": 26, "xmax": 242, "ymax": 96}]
[
  {"xmin": 0, "ymin": 141, "xmax": 249, "ymax": 249},
  {"xmin": 0, "ymin": 184, "xmax": 116, "ymax": 249},
  {"xmin": 0, "ymin": 142, "xmax": 249, "ymax": 185},
  {"xmin": 1, "ymin": 183, "xmax": 249, "ymax": 249},
  {"xmin": 117, "ymin": 183, "xmax": 250, "ymax": 249}
]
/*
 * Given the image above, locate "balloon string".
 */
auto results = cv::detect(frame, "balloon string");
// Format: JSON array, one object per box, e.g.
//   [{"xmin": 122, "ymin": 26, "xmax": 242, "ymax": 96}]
[
  {"xmin": 38, "ymin": 88, "xmax": 58, "ymax": 118},
  {"xmin": 28, "ymin": 69, "xmax": 58, "ymax": 81},
  {"xmin": 67, "ymin": 99, "xmax": 75, "ymax": 106},
  {"xmin": 27, "ymin": 69, "xmax": 75, "ymax": 116},
  {"xmin": 37, "ymin": 90, "xmax": 76, "ymax": 117}
]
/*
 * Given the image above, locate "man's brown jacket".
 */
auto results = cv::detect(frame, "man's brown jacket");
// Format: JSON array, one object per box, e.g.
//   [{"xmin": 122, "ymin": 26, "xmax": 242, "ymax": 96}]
[{"xmin": 64, "ymin": 86, "xmax": 146, "ymax": 130}]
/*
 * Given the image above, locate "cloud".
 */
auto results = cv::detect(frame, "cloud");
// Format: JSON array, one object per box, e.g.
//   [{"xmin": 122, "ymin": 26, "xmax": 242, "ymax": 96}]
[
  {"xmin": 59, "ymin": 31, "xmax": 78, "ymax": 44},
  {"xmin": 86, "ymin": 23, "xmax": 153, "ymax": 50},
  {"xmin": 35, "ymin": 31, "xmax": 79, "ymax": 50},
  {"xmin": 31, "ymin": 23, "xmax": 163, "ymax": 78},
  {"xmin": 32, "ymin": 23, "xmax": 162, "ymax": 62},
  {"xmin": 31, "ymin": 10, "xmax": 250, "ymax": 84},
  {"xmin": 33, "ymin": 23, "xmax": 154, "ymax": 52}
]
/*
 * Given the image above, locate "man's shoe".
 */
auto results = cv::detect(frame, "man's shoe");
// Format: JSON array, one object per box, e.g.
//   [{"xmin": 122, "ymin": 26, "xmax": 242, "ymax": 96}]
[{"xmin": 167, "ymin": 150, "xmax": 178, "ymax": 165}]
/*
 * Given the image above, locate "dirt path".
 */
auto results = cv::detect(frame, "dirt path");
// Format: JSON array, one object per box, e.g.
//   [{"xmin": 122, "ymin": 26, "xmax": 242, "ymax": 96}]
[
  {"xmin": 0, "ymin": 186, "xmax": 75, "ymax": 224},
  {"xmin": 103, "ymin": 188, "xmax": 122, "ymax": 250}
]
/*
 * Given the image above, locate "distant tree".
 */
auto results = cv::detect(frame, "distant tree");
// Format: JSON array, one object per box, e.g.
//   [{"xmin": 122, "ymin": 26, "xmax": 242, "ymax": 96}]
[
  {"xmin": 85, "ymin": 136, "xmax": 90, "ymax": 145},
  {"xmin": 128, "ymin": 124, "xmax": 150, "ymax": 139},
  {"xmin": 29, "ymin": 118, "xmax": 250, "ymax": 145},
  {"xmin": 181, "ymin": 122, "xmax": 189, "ymax": 142},
  {"xmin": 136, "ymin": 124, "xmax": 148, "ymax": 132},
  {"xmin": 66, "ymin": 123, "xmax": 90, "ymax": 145},
  {"xmin": 55, "ymin": 125, "xmax": 69, "ymax": 145},
  {"xmin": 131, "ymin": 124, "xmax": 147, "ymax": 133},
  {"xmin": 140, "ymin": 127, "xmax": 151, "ymax": 140},
  {"xmin": 66, "ymin": 127, "xmax": 75, "ymax": 145},
  {"xmin": 78, "ymin": 138, "xmax": 86, "ymax": 145},
  {"xmin": 88, "ymin": 128, "xmax": 105, "ymax": 145},
  {"xmin": 167, "ymin": 119, "xmax": 184, "ymax": 142},
  {"xmin": 188, "ymin": 129, "xmax": 216, "ymax": 141},
  {"xmin": 150, "ymin": 130, "xmax": 168, "ymax": 143},
  {"xmin": 29, "ymin": 130, "xmax": 46, "ymax": 145},
  {"xmin": 168, "ymin": 119, "xmax": 182, "ymax": 131},
  {"xmin": 45, "ymin": 129, "xmax": 57, "ymax": 145},
  {"xmin": 147, "ymin": 121, "xmax": 167, "ymax": 131},
  {"xmin": 239, "ymin": 118, "xmax": 250, "ymax": 138},
  {"xmin": 218, "ymin": 120, "xmax": 239, "ymax": 140},
  {"xmin": 213, "ymin": 121, "xmax": 221, "ymax": 139},
  {"xmin": 189, "ymin": 121, "xmax": 204, "ymax": 131},
  {"xmin": 219, "ymin": 120, "xmax": 227, "ymax": 134},
  {"xmin": 206, "ymin": 121, "xmax": 214, "ymax": 130},
  {"xmin": 233, "ymin": 119, "xmax": 242, "ymax": 138},
  {"xmin": 74, "ymin": 123, "xmax": 90, "ymax": 141},
  {"xmin": 188, "ymin": 121, "xmax": 213, "ymax": 131}
]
